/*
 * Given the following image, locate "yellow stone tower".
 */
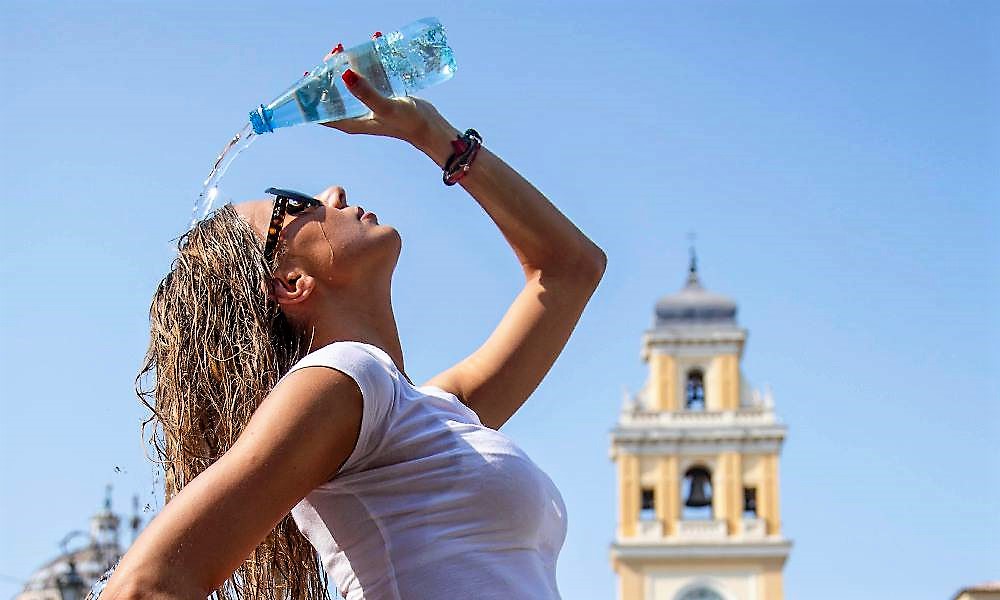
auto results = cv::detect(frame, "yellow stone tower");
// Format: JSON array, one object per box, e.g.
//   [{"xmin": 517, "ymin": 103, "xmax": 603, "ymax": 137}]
[{"xmin": 609, "ymin": 253, "xmax": 791, "ymax": 600}]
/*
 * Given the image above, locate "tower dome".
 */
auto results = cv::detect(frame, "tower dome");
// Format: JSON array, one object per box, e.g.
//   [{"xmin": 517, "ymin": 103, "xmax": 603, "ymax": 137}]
[
  {"xmin": 654, "ymin": 251, "xmax": 737, "ymax": 326},
  {"xmin": 15, "ymin": 487, "xmax": 144, "ymax": 600}
]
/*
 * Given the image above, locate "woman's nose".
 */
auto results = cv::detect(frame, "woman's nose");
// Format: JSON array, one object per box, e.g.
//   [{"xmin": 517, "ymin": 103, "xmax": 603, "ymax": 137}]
[{"xmin": 316, "ymin": 185, "xmax": 347, "ymax": 208}]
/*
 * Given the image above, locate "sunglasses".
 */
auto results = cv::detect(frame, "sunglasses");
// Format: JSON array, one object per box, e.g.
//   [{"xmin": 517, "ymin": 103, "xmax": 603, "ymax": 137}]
[{"xmin": 263, "ymin": 187, "xmax": 323, "ymax": 264}]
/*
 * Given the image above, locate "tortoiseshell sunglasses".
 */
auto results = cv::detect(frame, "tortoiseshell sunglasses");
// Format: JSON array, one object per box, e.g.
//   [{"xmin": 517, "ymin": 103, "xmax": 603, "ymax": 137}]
[{"xmin": 262, "ymin": 187, "xmax": 323, "ymax": 264}]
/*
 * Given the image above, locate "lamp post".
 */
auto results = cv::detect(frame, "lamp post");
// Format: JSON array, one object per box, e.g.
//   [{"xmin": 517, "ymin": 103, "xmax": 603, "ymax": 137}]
[{"xmin": 56, "ymin": 531, "xmax": 90, "ymax": 600}]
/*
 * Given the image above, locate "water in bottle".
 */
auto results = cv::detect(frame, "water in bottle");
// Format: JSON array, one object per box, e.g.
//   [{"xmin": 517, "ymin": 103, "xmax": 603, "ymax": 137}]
[{"xmin": 249, "ymin": 17, "xmax": 457, "ymax": 134}]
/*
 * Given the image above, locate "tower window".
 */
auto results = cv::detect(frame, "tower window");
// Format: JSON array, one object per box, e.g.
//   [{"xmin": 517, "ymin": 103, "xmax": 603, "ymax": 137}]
[
  {"xmin": 743, "ymin": 487, "xmax": 758, "ymax": 518},
  {"xmin": 640, "ymin": 488, "xmax": 656, "ymax": 521},
  {"xmin": 686, "ymin": 369, "xmax": 706, "ymax": 410},
  {"xmin": 681, "ymin": 466, "xmax": 713, "ymax": 520}
]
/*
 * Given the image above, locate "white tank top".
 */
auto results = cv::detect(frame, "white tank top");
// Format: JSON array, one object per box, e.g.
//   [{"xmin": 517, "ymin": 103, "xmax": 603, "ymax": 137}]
[{"xmin": 283, "ymin": 341, "xmax": 568, "ymax": 600}]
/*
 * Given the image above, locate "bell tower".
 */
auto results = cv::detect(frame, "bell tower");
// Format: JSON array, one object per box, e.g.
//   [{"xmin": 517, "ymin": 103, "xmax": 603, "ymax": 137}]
[{"xmin": 609, "ymin": 252, "xmax": 791, "ymax": 600}]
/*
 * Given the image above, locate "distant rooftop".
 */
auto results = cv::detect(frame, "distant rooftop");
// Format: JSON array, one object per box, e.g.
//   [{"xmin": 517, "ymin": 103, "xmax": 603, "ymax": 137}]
[
  {"xmin": 16, "ymin": 487, "xmax": 143, "ymax": 600},
  {"xmin": 654, "ymin": 250, "xmax": 738, "ymax": 326},
  {"xmin": 954, "ymin": 580, "xmax": 1000, "ymax": 599}
]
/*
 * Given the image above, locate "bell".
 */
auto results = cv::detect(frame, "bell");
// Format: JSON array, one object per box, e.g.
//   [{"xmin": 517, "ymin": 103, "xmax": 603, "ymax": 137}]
[{"xmin": 685, "ymin": 470, "xmax": 712, "ymax": 507}]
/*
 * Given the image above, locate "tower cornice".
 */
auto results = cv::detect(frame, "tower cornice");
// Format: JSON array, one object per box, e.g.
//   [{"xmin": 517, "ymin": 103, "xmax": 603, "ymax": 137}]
[
  {"xmin": 641, "ymin": 328, "xmax": 748, "ymax": 362},
  {"xmin": 610, "ymin": 539, "xmax": 792, "ymax": 561},
  {"xmin": 608, "ymin": 432, "xmax": 787, "ymax": 460}
]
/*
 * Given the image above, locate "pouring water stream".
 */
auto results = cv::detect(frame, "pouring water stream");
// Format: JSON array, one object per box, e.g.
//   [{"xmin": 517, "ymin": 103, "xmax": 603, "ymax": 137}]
[{"xmin": 190, "ymin": 123, "xmax": 258, "ymax": 228}]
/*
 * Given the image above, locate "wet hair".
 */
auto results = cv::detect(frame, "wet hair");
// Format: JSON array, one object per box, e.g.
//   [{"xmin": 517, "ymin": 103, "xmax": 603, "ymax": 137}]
[{"xmin": 136, "ymin": 204, "xmax": 329, "ymax": 599}]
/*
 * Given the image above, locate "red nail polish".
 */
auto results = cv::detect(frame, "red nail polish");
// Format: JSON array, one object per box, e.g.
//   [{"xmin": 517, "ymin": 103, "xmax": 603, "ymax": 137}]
[
  {"xmin": 371, "ymin": 31, "xmax": 383, "ymax": 40},
  {"xmin": 331, "ymin": 43, "xmax": 344, "ymax": 54},
  {"xmin": 342, "ymin": 68, "xmax": 359, "ymax": 86}
]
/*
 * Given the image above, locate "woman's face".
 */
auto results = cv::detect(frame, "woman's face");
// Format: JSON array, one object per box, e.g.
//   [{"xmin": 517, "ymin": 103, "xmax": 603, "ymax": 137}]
[{"xmin": 235, "ymin": 185, "xmax": 401, "ymax": 287}]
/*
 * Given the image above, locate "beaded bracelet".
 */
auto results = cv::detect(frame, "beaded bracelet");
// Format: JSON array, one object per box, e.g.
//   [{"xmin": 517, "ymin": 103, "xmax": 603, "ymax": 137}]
[{"xmin": 443, "ymin": 128, "xmax": 482, "ymax": 186}]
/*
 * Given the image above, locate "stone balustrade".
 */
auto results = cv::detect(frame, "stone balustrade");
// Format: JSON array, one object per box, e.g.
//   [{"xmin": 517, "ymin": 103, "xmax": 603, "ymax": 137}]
[{"xmin": 619, "ymin": 407, "xmax": 775, "ymax": 427}]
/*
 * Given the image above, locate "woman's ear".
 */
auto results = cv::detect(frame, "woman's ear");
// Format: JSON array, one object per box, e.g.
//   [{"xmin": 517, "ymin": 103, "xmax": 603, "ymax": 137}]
[{"xmin": 270, "ymin": 269, "xmax": 316, "ymax": 308}]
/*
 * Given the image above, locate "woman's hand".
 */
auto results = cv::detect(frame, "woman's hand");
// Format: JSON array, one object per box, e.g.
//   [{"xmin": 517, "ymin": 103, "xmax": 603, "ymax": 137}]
[{"xmin": 320, "ymin": 67, "xmax": 451, "ymax": 149}]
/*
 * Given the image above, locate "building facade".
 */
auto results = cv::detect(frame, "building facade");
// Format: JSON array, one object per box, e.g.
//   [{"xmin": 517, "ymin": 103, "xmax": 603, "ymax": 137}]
[
  {"xmin": 16, "ymin": 487, "xmax": 141, "ymax": 600},
  {"xmin": 609, "ymin": 256, "xmax": 791, "ymax": 600},
  {"xmin": 954, "ymin": 581, "xmax": 1000, "ymax": 600}
]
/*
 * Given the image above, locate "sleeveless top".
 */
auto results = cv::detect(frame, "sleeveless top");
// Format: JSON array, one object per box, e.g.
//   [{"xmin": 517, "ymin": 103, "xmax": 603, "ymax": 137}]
[{"xmin": 282, "ymin": 341, "xmax": 568, "ymax": 600}]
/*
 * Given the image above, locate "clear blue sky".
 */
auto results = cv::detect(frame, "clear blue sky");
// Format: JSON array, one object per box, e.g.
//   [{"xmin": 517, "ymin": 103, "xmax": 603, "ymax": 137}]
[{"xmin": 1, "ymin": 2, "xmax": 997, "ymax": 599}]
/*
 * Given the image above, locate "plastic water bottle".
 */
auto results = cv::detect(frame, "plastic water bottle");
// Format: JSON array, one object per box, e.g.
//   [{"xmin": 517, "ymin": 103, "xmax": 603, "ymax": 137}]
[{"xmin": 249, "ymin": 17, "xmax": 457, "ymax": 134}]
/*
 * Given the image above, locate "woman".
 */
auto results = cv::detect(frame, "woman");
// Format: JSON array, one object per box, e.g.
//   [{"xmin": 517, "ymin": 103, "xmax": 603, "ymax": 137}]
[{"xmin": 101, "ymin": 66, "xmax": 606, "ymax": 599}]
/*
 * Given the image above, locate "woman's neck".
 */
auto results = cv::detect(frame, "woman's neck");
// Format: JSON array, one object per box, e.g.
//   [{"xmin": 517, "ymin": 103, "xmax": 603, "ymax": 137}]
[{"xmin": 305, "ymin": 289, "xmax": 407, "ymax": 380}]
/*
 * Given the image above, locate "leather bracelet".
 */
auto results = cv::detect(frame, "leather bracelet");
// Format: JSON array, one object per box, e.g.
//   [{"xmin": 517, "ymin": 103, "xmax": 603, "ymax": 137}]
[{"xmin": 443, "ymin": 129, "xmax": 482, "ymax": 186}]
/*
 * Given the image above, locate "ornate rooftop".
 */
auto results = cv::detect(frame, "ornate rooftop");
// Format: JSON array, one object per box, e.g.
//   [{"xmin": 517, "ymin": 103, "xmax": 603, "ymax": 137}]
[{"xmin": 654, "ymin": 251, "xmax": 738, "ymax": 327}]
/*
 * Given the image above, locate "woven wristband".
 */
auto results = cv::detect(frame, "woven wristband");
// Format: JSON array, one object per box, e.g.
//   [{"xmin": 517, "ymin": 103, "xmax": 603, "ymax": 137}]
[{"xmin": 443, "ymin": 129, "xmax": 482, "ymax": 186}]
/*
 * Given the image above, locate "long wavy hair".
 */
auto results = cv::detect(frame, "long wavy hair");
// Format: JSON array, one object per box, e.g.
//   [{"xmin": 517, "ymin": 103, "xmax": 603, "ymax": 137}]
[{"xmin": 136, "ymin": 204, "xmax": 329, "ymax": 599}]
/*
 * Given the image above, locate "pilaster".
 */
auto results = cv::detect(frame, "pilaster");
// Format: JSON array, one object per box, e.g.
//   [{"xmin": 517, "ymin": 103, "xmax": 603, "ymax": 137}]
[
  {"xmin": 657, "ymin": 456, "xmax": 679, "ymax": 535},
  {"xmin": 619, "ymin": 453, "xmax": 639, "ymax": 537},
  {"xmin": 651, "ymin": 353, "xmax": 678, "ymax": 411}
]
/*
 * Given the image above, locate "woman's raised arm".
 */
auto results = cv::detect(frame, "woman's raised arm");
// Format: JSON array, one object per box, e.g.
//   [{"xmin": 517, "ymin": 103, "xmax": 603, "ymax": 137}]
[
  {"xmin": 326, "ymin": 70, "xmax": 606, "ymax": 429},
  {"xmin": 101, "ymin": 368, "xmax": 363, "ymax": 599}
]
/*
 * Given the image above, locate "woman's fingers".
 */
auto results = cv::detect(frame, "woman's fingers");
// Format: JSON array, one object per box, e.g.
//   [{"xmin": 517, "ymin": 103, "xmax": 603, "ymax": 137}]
[
  {"xmin": 320, "ymin": 68, "xmax": 388, "ymax": 134},
  {"xmin": 321, "ymin": 65, "xmax": 434, "ymax": 143},
  {"xmin": 322, "ymin": 114, "xmax": 381, "ymax": 135},
  {"xmin": 341, "ymin": 69, "xmax": 393, "ymax": 115}
]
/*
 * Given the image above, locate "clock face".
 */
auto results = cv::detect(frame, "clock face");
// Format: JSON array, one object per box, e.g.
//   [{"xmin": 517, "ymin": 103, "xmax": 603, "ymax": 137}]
[{"xmin": 678, "ymin": 587, "xmax": 724, "ymax": 600}]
